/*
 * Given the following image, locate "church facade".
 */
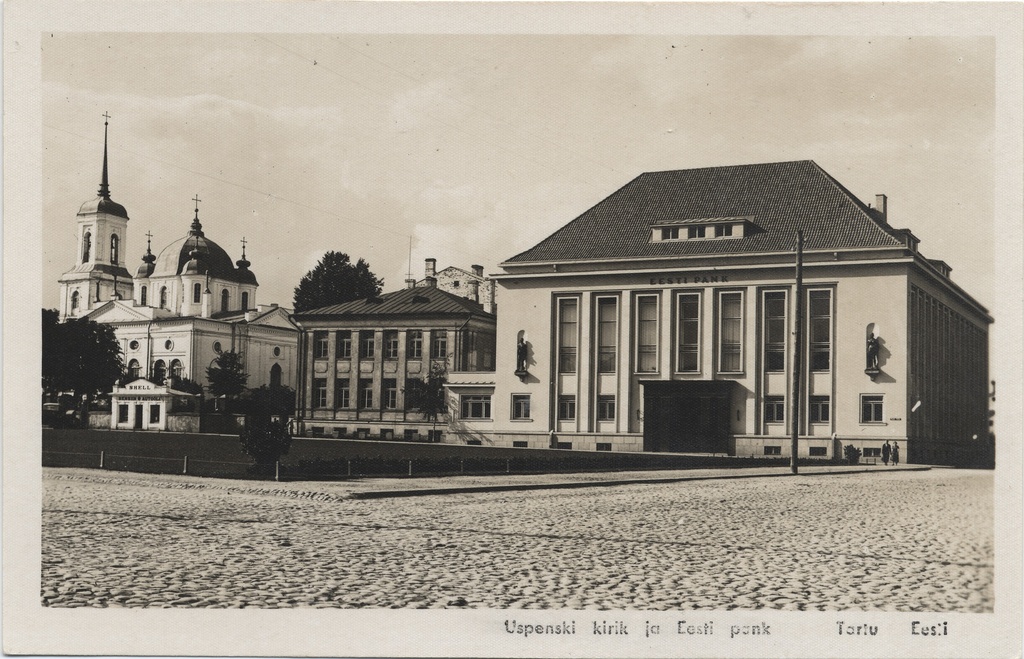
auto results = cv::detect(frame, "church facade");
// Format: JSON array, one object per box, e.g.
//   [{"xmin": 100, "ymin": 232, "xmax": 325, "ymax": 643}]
[
  {"xmin": 446, "ymin": 161, "xmax": 992, "ymax": 467},
  {"xmin": 56, "ymin": 118, "xmax": 298, "ymax": 393}
]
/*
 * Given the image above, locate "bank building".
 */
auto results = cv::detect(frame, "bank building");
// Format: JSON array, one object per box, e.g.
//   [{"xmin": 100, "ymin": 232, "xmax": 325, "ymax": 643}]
[
  {"xmin": 56, "ymin": 118, "xmax": 299, "ymax": 419},
  {"xmin": 446, "ymin": 160, "xmax": 992, "ymax": 466}
]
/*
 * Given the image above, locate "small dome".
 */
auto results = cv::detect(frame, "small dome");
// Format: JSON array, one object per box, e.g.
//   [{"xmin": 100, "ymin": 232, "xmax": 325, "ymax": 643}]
[{"xmin": 78, "ymin": 196, "xmax": 129, "ymax": 220}]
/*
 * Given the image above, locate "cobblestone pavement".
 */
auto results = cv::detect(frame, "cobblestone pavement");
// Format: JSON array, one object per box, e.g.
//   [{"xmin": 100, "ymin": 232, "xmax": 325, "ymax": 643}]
[{"xmin": 41, "ymin": 467, "xmax": 992, "ymax": 611}]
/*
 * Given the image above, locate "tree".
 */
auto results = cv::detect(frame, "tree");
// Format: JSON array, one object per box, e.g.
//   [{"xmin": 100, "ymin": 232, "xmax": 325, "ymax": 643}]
[
  {"xmin": 293, "ymin": 251, "xmax": 383, "ymax": 312},
  {"xmin": 41, "ymin": 308, "xmax": 124, "ymax": 426},
  {"xmin": 206, "ymin": 351, "xmax": 248, "ymax": 401},
  {"xmin": 405, "ymin": 360, "xmax": 449, "ymax": 441},
  {"xmin": 241, "ymin": 385, "xmax": 296, "ymax": 418},
  {"xmin": 239, "ymin": 415, "xmax": 292, "ymax": 475}
]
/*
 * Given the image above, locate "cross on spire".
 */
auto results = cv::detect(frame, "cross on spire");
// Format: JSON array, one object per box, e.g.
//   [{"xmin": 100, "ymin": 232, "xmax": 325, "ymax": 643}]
[
  {"xmin": 102, "ymin": 111, "xmax": 111, "ymax": 123},
  {"xmin": 189, "ymin": 194, "xmax": 205, "ymax": 236},
  {"xmin": 193, "ymin": 194, "xmax": 202, "ymax": 209}
]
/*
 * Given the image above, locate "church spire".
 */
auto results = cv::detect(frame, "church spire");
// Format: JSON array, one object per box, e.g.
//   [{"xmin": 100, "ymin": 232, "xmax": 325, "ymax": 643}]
[
  {"xmin": 98, "ymin": 112, "xmax": 111, "ymax": 199},
  {"xmin": 189, "ymin": 194, "xmax": 204, "ymax": 236}
]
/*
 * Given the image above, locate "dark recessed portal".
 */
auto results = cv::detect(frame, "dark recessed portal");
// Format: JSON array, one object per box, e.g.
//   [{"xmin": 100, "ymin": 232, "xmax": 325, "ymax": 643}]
[{"xmin": 642, "ymin": 380, "xmax": 734, "ymax": 453}]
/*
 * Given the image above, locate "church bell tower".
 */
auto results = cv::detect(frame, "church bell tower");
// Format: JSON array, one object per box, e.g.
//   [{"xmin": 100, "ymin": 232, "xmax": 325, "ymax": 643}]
[{"xmin": 58, "ymin": 113, "xmax": 134, "ymax": 321}]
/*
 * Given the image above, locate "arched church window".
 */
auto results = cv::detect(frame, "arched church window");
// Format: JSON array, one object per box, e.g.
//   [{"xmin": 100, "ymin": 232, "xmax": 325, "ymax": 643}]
[
  {"xmin": 170, "ymin": 359, "xmax": 183, "ymax": 380},
  {"xmin": 241, "ymin": 292, "xmax": 249, "ymax": 311},
  {"xmin": 159, "ymin": 287, "xmax": 167, "ymax": 308},
  {"xmin": 152, "ymin": 360, "xmax": 166, "ymax": 384},
  {"xmin": 140, "ymin": 286, "xmax": 148, "ymax": 306},
  {"xmin": 128, "ymin": 359, "xmax": 141, "ymax": 379},
  {"xmin": 110, "ymin": 234, "xmax": 119, "ymax": 264},
  {"xmin": 270, "ymin": 363, "xmax": 282, "ymax": 388},
  {"xmin": 193, "ymin": 283, "xmax": 202, "ymax": 304},
  {"xmin": 82, "ymin": 232, "xmax": 92, "ymax": 262},
  {"xmin": 221, "ymin": 289, "xmax": 229, "ymax": 312},
  {"xmin": 70, "ymin": 290, "xmax": 80, "ymax": 311}
]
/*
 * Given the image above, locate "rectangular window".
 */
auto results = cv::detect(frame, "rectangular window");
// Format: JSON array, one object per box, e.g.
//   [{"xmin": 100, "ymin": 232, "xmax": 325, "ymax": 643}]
[
  {"xmin": 431, "ymin": 331, "xmax": 448, "ymax": 360},
  {"xmin": 359, "ymin": 331, "xmax": 375, "ymax": 359},
  {"xmin": 383, "ymin": 379, "xmax": 398, "ymax": 410},
  {"xmin": 118, "ymin": 404, "xmax": 129, "ymax": 423},
  {"xmin": 557, "ymin": 395, "xmax": 576, "ymax": 421},
  {"xmin": 313, "ymin": 331, "xmax": 329, "ymax": 359},
  {"xmin": 677, "ymin": 293, "xmax": 700, "ymax": 372},
  {"xmin": 688, "ymin": 225, "xmax": 706, "ymax": 239},
  {"xmin": 461, "ymin": 395, "xmax": 491, "ymax": 419},
  {"xmin": 335, "ymin": 331, "xmax": 352, "ymax": 359},
  {"xmin": 660, "ymin": 227, "xmax": 679, "ymax": 240},
  {"xmin": 359, "ymin": 378, "xmax": 374, "ymax": 409},
  {"xmin": 861, "ymin": 394, "xmax": 883, "ymax": 423},
  {"xmin": 558, "ymin": 298, "xmax": 578, "ymax": 374},
  {"xmin": 407, "ymin": 330, "xmax": 423, "ymax": 360},
  {"xmin": 714, "ymin": 224, "xmax": 734, "ymax": 237},
  {"xmin": 511, "ymin": 394, "xmax": 531, "ymax": 420},
  {"xmin": 764, "ymin": 445, "xmax": 782, "ymax": 456},
  {"xmin": 313, "ymin": 378, "xmax": 328, "ymax": 408},
  {"xmin": 597, "ymin": 297, "xmax": 618, "ymax": 373},
  {"xmin": 384, "ymin": 331, "xmax": 399, "ymax": 359},
  {"xmin": 764, "ymin": 396, "xmax": 785, "ymax": 423},
  {"xmin": 636, "ymin": 295, "xmax": 659, "ymax": 373},
  {"xmin": 863, "ymin": 447, "xmax": 882, "ymax": 457},
  {"xmin": 809, "ymin": 446, "xmax": 827, "ymax": 457},
  {"xmin": 334, "ymin": 379, "xmax": 350, "ymax": 409},
  {"xmin": 719, "ymin": 291, "xmax": 743, "ymax": 373},
  {"xmin": 763, "ymin": 291, "xmax": 786, "ymax": 372},
  {"xmin": 512, "ymin": 441, "xmax": 529, "ymax": 448},
  {"xmin": 597, "ymin": 394, "xmax": 616, "ymax": 421},
  {"xmin": 596, "ymin": 442, "xmax": 612, "ymax": 451},
  {"xmin": 809, "ymin": 395, "xmax": 830, "ymax": 423},
  {"xmin": 809, "ymin": 289, "xmax": 832, "ymax": 371}
]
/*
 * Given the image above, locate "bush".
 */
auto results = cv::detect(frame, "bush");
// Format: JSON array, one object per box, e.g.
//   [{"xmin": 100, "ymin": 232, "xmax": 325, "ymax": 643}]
[
  {"xmin": 240, "ymin": 416, "xmax": 293, "ymax": 472},
  {"xmin": 843, "ymin": 444, "xmax": 862, "ymax": 465}
]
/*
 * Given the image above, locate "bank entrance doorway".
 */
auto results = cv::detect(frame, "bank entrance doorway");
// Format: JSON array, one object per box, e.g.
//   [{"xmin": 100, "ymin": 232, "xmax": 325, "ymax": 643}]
[{"xmin": 642, "ymin": 380, "xmax": 734, "ymax": 453}]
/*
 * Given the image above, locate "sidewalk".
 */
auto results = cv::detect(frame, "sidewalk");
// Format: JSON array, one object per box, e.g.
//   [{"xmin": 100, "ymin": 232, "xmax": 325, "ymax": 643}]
[{"xmin": 44, "ymin": 463, "xmax": 932, "ymax": 501}]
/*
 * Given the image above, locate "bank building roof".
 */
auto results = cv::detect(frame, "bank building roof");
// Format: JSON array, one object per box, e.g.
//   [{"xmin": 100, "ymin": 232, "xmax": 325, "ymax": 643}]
[{"xmin": 504, "ymin": 160, "xmax": 908, "ymax": 264}]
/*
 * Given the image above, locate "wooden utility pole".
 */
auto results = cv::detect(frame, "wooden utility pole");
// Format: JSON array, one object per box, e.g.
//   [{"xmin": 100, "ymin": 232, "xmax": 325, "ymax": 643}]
[{"xmin": 791, "ymin": 230, "xmax": 804, "ymax": 474}]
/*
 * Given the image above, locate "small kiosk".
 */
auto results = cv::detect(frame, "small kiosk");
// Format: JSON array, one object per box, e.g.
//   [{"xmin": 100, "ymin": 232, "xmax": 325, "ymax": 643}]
[{"xmin": 110, "ymin": 378, "xmax": 196, "ymax": 431}]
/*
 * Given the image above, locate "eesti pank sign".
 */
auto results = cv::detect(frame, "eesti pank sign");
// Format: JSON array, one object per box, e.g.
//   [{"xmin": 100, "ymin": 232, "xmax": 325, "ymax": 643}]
[{"xmin": 648, "ymin": 273, "xmax": 731, "ymax": 286}]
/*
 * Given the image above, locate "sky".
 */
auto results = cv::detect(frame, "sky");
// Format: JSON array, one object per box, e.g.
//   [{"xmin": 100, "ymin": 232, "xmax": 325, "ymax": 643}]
[{"xmin": 42, "ymin": 33, "xmax": 996, "ymax": 310}]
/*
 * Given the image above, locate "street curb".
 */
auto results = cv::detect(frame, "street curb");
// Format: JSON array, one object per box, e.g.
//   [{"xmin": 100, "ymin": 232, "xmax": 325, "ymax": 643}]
[{"xmin": 348, "ymin": 465, "xmax": 932, "ymax": 499}]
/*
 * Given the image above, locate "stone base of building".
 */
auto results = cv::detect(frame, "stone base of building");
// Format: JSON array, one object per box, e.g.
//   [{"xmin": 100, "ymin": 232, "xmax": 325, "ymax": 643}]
[{"xmin": 296, "ymin": 418, "xmax": 445, "ymax": 443}]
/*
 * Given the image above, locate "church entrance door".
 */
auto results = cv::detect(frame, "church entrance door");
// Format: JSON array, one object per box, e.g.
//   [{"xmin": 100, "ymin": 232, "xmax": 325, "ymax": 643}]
[{"xmin": 642, "ymin": 380, "xmax": 734, "ymax": 453}]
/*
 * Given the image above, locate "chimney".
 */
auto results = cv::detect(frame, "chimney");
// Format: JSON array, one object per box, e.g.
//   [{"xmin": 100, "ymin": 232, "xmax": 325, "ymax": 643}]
[
  {"xmin": 425, "ymin": 258, "xmax": 437, "ymax": 278},
  {"xmin": 405, "ymin": 278, "xmax": 417, "ymax": 289},
  {"xmin": 875, "ymin": 194, "xmax": 887, "ymax": 222},
  {"xmin": 485, "ymin": 280, "xmax": 497, "ymax": 314},
  {"xmin": 424, "ymin": 276, "xmax": 437, "ymax": 288},
  {"xmin": 467, "ymin": 279, "xmax": 480, "ymax": 302},
  {"xmin": 471, "ymin": 264, "xmax": 484, "ymax": 278}
]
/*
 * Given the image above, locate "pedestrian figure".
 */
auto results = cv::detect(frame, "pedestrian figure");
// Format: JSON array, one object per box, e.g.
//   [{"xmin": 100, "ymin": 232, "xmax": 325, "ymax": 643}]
[
  {"xmin": 882, "ymin": 441, "xmax": 891, "ymax": 466},
  {"xmin": 891, "ymin": 442, "xmax": 900, "ymax": 466}
]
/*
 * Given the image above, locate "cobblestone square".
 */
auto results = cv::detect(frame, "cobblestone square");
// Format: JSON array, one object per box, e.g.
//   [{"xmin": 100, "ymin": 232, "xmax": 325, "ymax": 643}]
[{"xmin": 41, "ymin": 468, "xmax": 992, "ymax": 611}]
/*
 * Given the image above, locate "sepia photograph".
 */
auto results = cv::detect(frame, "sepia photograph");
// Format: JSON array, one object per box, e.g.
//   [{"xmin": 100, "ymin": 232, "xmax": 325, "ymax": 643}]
[{"xmin": 5, "ymin": 2, "xmax": 1022, "ymax": 657}]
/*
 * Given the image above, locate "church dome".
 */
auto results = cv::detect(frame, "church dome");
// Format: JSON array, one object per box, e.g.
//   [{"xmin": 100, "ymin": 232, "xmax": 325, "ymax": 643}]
[
  {"xmin": 78, "ymin": 196, "xmax": 129, "ymax": 220},
  {"xmin": 149, "ymin": 211, "xmax": 249, "ymax": 283}
]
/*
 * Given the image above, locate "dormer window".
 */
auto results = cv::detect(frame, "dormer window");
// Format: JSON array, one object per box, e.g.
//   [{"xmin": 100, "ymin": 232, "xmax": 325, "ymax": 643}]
[{"xmin": 652, "ymin": 217, "xmax": 752, "ymax": 243}]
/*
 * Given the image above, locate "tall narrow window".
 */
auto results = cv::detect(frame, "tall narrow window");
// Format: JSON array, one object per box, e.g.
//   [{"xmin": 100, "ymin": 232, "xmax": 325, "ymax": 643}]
[
  {"xmin": 193, "ymin": 282, "xmax": 202, "ymax": 304},
  {"xmin": 384, "ymin": 331, "xmax": 400, "ymax": 359},
  {"xmin": 677, "ymin": 293, "xmax": 700, "ymax": 372},
  {"xmin": 763, "ymin": 291, "xmax": 786, "ymax": 372},
  {"xmin": 140, "ymin": 286, "xmax": 148, "ymax": 306},
  {"xmin": 359, "ymin": 378, "xmax": 374, "ymax": 409},
  {"xmin": 334, "ymin": 379, "xmax": 350, "ymax": 408},
  {"xmin": 313, "ymin": 378, "xmax": 328, "ymax": 408},
  {"xmin": 70, "ymin": 290, "xmax": 80, "ymax": 311},
  {"xmin": 127, "ymin": 359, "xmax": 141, "ymax": 379},
  {"xmin": 597, "ymin": 297, "xmax": 618, "ymax": 373},
  {"xmin": 809, "ymin": 290, "xmax": 832, "ymax": 371},
  {"xmin": 359, "ymin": 331, "xmax": 375, "ymax": 359},
  {"xmin": 241, "ymin": 292, "xmax": 249, "ymax": 311},
  {"xmin": 336, "ymin": 330, "xmax": 352, "ymax": 359},
  {"xmin": 431, "ymin": 331, "xmax": 448, "ymax": 360},
  {"xmin": 110, "ymin": 234, "xmax": 119, "ymax": 264},
  {"xmin": 159, "ymin": 287, "xmax": 167, "ymax": 309},
  {"xmin": 313, "ymin": 331, "xmax": 329, "ymax": 358},
  {"xmin": 170, "ymin": 359, "xmax": 183, "ymax": 380},
  {"xmin": 636, "ymin": 295, "xmax": 659, "ymax": 373},
  {"xmin": 557, "ymin": 298, "xmax": 578, "ymax": 374},
  {"xmin": 810, "ymin": 395, "xmax": 830, "ymax": 423},
  {"xmin": 383, "ymin": 379, "xmax": 398, "ymax": 409},
  {"xmin": 270, "ymin": 363, "xmax": 282, "ymax": 388},
  {"xmin": 861, "ymin": 394, "xmax": 883, "ymax": 423},
  {"xmin": 82, "ymin": 231, "xmax": 91, "ymax": 262},
  {"xmin": 221, "ymin": 289, "xmax": 229, "ymax": 312},
  {"xmin": 152, "ymin": 360, "xmax": 166, "ymax": 384},
  {"xmin": 719, "ymin": 291, "xmax": 743, "ymax": 373},
  {"xmin": 407, "ymin": 330, "xmax": 423, "ymax": 359}
]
